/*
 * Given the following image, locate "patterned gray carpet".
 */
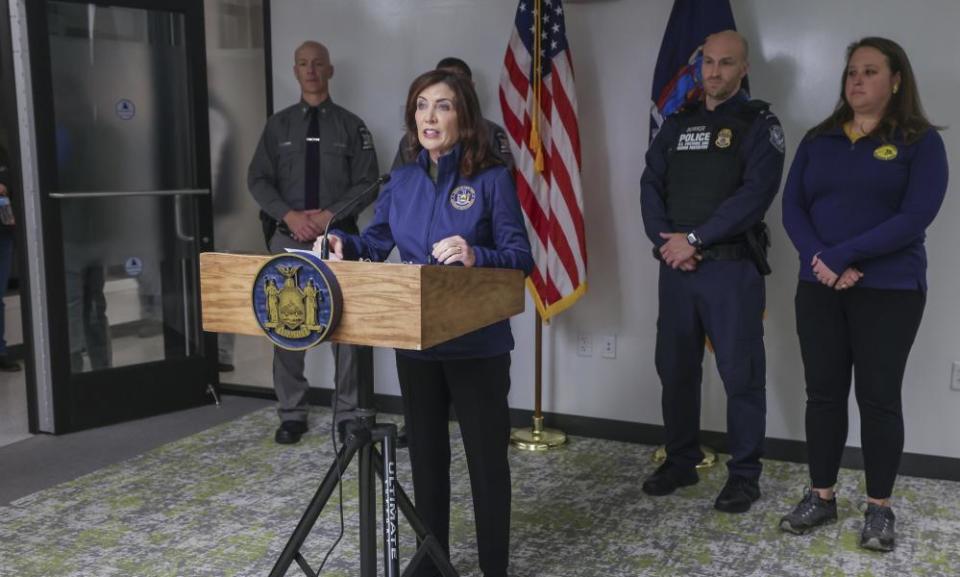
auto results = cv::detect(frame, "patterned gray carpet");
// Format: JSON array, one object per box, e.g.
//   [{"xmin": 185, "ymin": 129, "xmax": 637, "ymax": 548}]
[{"xmin": 1, "ymin": 406, "xmax": 958, "ymax": 576}]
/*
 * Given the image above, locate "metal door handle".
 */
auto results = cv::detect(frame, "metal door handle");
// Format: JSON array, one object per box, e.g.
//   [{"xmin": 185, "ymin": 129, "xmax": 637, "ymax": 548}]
[
  {"xmin": 49, "ymin": 188, "xmax": 210, "ymax": 198},
  {"xmin": 174, "ymin": 195, "xmax": 194, "ymax": 242}
]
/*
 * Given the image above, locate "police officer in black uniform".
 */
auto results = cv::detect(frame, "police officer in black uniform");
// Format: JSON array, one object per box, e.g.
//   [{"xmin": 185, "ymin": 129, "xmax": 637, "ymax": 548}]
[
  {"xmin": 391, "ymin": 57, "xmax": 513, "ymax": 170},
  {"xmin": 640, "ymin": 30, "xmax": 785, "ymax": 513},
  {"xmin": 248, "ymin": 41, "xmax": 379, "ymax": 444}
]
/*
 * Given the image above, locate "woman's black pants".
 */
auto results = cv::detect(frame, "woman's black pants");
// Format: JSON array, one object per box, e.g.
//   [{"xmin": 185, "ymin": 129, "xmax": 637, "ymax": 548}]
[
  {"xmin": 795, "ymin": 281, "xmax": 925, "ymax": 499},
  {"xmin": 395, "ymin": 352, "xmax": 512, "ymax": 577}
]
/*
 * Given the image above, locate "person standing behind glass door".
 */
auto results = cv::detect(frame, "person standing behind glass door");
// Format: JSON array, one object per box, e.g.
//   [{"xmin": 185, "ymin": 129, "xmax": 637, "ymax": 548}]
[{"xmin": 0, "ymin": 145, "xmax": 21, "ymax": 372}]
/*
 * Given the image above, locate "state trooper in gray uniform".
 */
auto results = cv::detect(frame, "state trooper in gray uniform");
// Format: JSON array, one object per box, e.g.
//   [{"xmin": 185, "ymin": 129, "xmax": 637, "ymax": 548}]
[
  {"xmin": 391, "ymin": 57, "xmax": 514, "ymax": 170},
  {"xmin": 248, "ymin": 40, "xmax": 379, "ymax": 445}
]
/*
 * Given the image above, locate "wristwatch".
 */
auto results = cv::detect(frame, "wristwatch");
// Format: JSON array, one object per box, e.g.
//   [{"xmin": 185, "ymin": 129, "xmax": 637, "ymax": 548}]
[{"xmin": 686, "ymin": 231, "xmax": 702, "ymax": 247}]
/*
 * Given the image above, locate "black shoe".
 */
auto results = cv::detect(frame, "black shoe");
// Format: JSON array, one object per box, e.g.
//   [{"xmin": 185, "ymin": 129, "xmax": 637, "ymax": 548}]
[
  {"xmin": 860, "ymin": 503, "xmax": 896, "ymax": 552},
  {"xmin": 396, "ymin": 426, "xmax": 408, "ymax": 449},
  {"xmin": 275, "ymin": 420, "xmax": 308, "ymax": 445},
  {"xmin": 642, "ymin": 462, "xmax": 699, "ymax": 496},
  {"xmin": 779, "ymin": 489, "xmax": 838, "ymax": 534},
  {"xmin": 0, "ymin": 355, "xmax": 21, "ymax": 372},
  {"xmin": 217, "ymin": 362, "xmax": 235, "ymax": 372},
  {"xmin": 714, "ymin": 475, "xmax": 761, "ymax": 513}
]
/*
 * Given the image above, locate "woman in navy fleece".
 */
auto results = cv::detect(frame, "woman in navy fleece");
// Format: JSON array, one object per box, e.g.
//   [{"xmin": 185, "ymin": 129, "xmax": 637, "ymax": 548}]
[
  {"xmin": 778, "ymin": 37, "xmax": 947, "ymax": 552},
  {"xmin": 320, "ymin": 69, "xmax": 532, "ymax": 577}
]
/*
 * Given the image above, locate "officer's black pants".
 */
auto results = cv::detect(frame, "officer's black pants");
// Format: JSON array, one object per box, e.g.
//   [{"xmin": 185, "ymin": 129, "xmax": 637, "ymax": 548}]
[
  {"xmin": 395, "ymin": 352, "xmax": 511, "ymax": 577},
  {"xmin": 656, "ymin": 259, "xmax": 767, "ymax": 479},
  {"xmin": 796, "ymin": 281, "xmax": 925, "ymax": 499}
]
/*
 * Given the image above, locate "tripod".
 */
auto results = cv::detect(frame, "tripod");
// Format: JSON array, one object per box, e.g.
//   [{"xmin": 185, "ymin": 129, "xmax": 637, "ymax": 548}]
[{"xmin": 268, "ymin": 384, "xmax": 460, "ymax": 577}]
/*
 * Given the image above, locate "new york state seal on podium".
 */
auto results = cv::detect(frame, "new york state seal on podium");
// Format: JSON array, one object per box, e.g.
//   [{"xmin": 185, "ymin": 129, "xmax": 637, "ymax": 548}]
[{"xmin": 252, "ymin": 252, "xmax": 343, "ymax": 351}]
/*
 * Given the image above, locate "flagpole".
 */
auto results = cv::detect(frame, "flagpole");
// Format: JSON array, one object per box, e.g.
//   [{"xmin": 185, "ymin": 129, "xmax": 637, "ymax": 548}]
[{"xmin": 511, "ymin": 308, "xmax": 567, "ymax": 451}]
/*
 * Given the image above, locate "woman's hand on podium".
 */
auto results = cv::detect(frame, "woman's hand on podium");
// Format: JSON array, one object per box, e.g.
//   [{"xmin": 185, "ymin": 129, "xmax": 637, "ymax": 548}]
[{"xmin": 432, "ymin": 235, "xmax": 475, "ymax": 267}]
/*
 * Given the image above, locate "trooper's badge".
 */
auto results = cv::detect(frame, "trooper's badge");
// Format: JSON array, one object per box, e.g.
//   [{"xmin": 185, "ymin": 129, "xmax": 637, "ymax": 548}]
[
  {"xmin": 252, "ymin": 252, "xmax": 342, "ymax": 351},
  {"xmin": 873, "ymin": 144, "xmax": 898, "ymax": 161},
  {"xmin": 449, "ymin": 185, "xmax": 477, "ymax": 210},
  {"xmin": 715, "ymin": 128, "xmax": 733, "ymax": 149}
]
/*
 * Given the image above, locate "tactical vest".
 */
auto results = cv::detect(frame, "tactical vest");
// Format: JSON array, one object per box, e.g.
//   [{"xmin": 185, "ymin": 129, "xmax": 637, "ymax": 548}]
[{"xmin": 664, "ymin": 100, "xmax": 768, "ymax": 228}]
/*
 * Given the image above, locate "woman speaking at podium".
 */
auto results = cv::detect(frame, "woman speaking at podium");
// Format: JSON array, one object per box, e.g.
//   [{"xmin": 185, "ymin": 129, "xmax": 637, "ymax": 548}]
[{"xmin": 318, "ymin": 69, "xmax": 532, "ymax": 577}]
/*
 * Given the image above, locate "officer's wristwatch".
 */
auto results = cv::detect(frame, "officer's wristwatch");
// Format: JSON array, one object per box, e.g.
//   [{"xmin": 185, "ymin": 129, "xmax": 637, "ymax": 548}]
[{"xmin": 686, "ymin": 231, "xmax": 703, "ymax": 247}]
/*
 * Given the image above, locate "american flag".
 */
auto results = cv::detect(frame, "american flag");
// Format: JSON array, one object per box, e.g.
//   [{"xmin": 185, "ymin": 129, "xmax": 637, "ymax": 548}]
[{"xmin": 499, "ymin": 0, "xmax": 586, "ymax": 321}]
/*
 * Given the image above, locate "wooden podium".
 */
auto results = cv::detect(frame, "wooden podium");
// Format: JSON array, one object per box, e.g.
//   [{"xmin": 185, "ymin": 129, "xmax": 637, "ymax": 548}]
[
  {"xmin": 199, "ymin": 252, "xmax": 525, "ymax": 349},
  {"xmin": 199, "ymin": 251, "xmax": 526, "ymax": 577}
]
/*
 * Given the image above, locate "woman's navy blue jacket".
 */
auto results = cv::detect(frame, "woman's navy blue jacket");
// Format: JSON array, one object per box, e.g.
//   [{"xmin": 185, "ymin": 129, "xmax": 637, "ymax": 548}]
[{"xmin": 336, "ymin": 144, "xmax": 533, "ymax": 360}]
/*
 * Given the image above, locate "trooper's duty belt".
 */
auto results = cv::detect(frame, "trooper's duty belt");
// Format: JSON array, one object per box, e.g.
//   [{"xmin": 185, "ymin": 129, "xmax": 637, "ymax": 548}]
[
  {"xmin": 699, "ymin": 242, "xmax": 750, "ymax": 261},
  {"xmin": 651, "ymin": 241, "xmax": 749, "ymax": 262}
]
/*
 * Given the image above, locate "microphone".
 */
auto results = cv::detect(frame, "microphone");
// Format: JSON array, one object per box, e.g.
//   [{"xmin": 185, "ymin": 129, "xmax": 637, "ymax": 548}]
[{"xmin": 320, "ymin": 174, "xmax": 391, "ymax": 259}]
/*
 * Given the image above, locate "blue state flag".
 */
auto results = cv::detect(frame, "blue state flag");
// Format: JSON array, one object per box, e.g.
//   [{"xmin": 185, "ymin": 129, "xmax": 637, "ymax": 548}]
[{"xmin": 649, "ymin": 0, "xmax": 744, "ymax": 142}]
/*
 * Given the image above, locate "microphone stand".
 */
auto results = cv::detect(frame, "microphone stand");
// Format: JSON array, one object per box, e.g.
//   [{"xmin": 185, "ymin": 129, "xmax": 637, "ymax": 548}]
[{"xmin": 320, "ymin": 174, "xmax": 390, "ymax": 259}]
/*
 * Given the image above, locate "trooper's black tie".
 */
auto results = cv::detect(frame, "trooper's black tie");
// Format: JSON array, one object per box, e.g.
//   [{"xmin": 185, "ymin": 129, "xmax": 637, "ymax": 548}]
[{"xmin": 304, "ymin": 107, "xmax": 320, "ymax": 210}]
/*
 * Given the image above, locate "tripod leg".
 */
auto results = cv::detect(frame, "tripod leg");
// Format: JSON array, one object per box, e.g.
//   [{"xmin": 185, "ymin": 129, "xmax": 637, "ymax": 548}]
[
  {"xmin": 374, "ymin": 447, "xmax": 460, "ymax": 577},
  {"xmin": 268, "ymin": 435, "xmax": 363, "ymax": 577},
  {"xmin": 382, "ymin": 430, "xmax": 401, "ymax": 577},
  {"xmin": 401, "ymin": 534, "xmax": 457, "ymax": 577},
  {"xmin": 359, "ymin": 442, "xmax": 377, "ymax": 577}
]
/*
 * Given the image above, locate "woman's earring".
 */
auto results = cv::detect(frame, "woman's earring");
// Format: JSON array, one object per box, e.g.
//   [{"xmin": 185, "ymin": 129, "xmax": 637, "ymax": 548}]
[{"xmin": 893, "ymin": 84, "xmax": 899, "ymax": 94}]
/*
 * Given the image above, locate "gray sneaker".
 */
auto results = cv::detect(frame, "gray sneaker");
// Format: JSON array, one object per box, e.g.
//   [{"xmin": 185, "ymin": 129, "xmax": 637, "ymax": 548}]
[
  {"xmin": 860, "ymin": 503, "xmax": 896, "ymax": 552},
  {"xmin": 779, "ymin": 489, "xmax": 838, "ymax": 535}
]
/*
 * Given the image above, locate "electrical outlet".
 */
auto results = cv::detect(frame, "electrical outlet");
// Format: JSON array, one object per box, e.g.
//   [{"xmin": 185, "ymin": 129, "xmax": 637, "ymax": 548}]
[
  {"xmin": 577, "ymin": 334, "xmax": 593, "ymax": 357},
  {"xmin": 952, "ymin": 361, "xmax": 960, "ymax": 391},
  {"xmin": 601, "ymin": 335, "xmax": 617, "ymax": 359}
]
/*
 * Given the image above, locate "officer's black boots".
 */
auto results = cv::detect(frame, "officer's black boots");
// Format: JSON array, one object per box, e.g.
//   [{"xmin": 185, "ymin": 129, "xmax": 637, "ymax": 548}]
[
  {"xmin": 714, "ymin": 475, "xmax": 761, "ymax": 513},
  {"xmin": 642, "ymin": 462, "xmax": 700, "ymax": 496}
]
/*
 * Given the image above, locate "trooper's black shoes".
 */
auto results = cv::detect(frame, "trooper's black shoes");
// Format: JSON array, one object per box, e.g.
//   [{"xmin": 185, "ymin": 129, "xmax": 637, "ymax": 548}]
[
  {"xmin": 779, "ymin": 489, "xmax": 838, "ymax": 534},
  {"xmin": 714, "ymin": 475, "xmax": 761, "ymax": 513},
  {"xmin": 642, "ymin": 463, "xmax": 699, "ymax": 496},
  {"xmin": 275, "ymin": 420, "xmax": 308, "ymax": 444},
  {"xmin": 860, "ymin": 503, "xmax": 896, "ymax": 552}
]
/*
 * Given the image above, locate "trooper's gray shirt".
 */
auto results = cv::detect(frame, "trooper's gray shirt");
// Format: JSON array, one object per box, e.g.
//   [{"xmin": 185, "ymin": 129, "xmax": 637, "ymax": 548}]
[{"xmin": 248, "ymin": 97, "xmax": 379, "ymax": 224}]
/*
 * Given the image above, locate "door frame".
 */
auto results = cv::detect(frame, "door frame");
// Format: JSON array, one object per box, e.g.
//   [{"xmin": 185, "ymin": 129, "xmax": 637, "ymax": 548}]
[
  {"xmin": 0, "ymin": 0, "xmax": 41, "ymax": 432},
  {"xmin": 24, "ymin": 0, "xmax": 218, "ymax": 433}
]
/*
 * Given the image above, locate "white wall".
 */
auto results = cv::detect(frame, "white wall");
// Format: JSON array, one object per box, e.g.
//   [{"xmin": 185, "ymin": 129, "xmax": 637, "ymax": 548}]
[{"xmin": 270, "ymin": 0, "xmax": 960, "ymax": 458}]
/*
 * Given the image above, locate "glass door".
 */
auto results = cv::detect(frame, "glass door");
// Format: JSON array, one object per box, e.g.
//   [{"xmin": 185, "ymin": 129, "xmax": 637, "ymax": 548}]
[{"xmin": 27, "ymin": 0, "xmax": 217, "ymax": 432}]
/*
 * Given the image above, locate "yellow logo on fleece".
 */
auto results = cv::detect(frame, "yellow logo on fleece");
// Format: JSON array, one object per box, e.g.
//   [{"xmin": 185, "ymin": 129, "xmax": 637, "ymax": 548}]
[{"xmin": 873, "ymin": 144, "xmax": 898, "ymax": 161}]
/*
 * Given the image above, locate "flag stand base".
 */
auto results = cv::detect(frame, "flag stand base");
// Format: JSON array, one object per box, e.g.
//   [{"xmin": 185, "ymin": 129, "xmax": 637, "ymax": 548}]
[
  {"xmin": 511, "ymin": 415, "xmax": 567, "ymax": 451},
  {"xmin": 652, "ymin": 445, "xmax": 718, "ymax": 469}
]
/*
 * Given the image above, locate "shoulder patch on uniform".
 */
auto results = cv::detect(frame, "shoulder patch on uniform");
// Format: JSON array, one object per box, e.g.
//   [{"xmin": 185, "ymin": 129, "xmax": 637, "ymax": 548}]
[
  {"xmin": 495, "ymin": 131, "xmax": 513, "ymax": 157},
  {"xmin": 768, "ymin": 125, "xmax": 785, "ymax": 154},
  {"xmin": 358, "ymin": 124, "xmax": 374, "ymax": 151}
]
